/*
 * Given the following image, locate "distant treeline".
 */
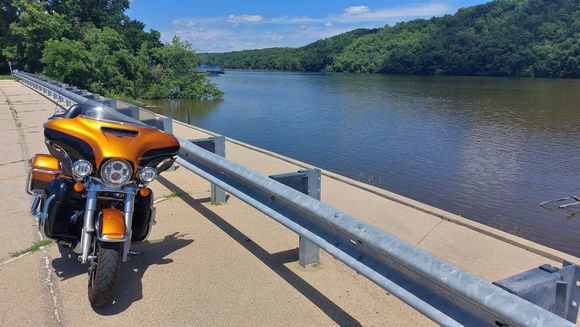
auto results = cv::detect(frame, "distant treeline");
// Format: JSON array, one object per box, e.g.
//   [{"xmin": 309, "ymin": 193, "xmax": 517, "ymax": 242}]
[{"xmin": 202, "ymin": 0, "xmax": 580, "ymax": 78}]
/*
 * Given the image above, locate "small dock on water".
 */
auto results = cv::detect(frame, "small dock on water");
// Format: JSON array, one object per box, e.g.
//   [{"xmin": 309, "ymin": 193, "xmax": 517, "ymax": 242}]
[
  {"xmin": 197, "ymin": 64, "xmax": 225, "ymax": 75},
  {"xmin": 0, "ymin": 78, "xmax": 578, "ymax": 326}
]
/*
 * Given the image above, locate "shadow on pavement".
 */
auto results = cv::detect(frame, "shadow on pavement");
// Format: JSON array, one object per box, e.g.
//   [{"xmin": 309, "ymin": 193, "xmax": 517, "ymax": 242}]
[
  {"xmin": 157, "ymin": 176, "xmax": 362, "ymax": 327},
  {"xmin": 52, "ymin": 232, "xmax": 194, "ymax": 315}
]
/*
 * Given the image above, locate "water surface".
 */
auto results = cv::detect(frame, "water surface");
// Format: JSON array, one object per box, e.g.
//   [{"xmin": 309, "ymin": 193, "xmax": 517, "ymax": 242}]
[{"xmin": 145, "ymin": 71, "xmax": 580, "ymax": 256}]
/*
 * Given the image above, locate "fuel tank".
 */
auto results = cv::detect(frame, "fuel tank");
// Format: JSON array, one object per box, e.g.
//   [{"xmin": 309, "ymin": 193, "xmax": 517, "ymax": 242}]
[{"xmin": 44, "ymin": 116, "xmax": 179, "ymax": 172}]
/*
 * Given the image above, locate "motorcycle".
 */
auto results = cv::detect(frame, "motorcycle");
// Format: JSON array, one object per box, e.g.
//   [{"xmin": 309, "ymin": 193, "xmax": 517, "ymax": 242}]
[{"xmin": 26, "ymin": 102, "xmax": 179, "ymax": 307}]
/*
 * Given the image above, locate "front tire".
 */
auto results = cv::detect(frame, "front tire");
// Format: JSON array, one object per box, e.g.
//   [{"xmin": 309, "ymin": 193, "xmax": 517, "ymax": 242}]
[{"xmin": 88, "ymin": 242, "xmax": 123, "ymax": 307}]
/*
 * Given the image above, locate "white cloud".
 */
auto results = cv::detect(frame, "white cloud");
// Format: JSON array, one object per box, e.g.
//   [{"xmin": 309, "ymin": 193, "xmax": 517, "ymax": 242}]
[
  {"xmin": 268, "ymin": 16, "xmax": 321, "ymax": 25},
  {"xmin": 343, "ymin": 5, "xmax": 370, "ymax": 15},
  {"xmin": 227, "ymin": 14, "xmax": 264, "ymax": 24},
  {"xmin": 334, "ymin": 3, "xmax": 450, "ymax": 23},
  {"xmin": 172, "ymin": 19, "xmax": 196, "ymax": 27}
]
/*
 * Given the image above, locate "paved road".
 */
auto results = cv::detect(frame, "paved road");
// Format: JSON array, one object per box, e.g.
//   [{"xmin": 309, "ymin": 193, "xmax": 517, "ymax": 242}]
[{"xmin": 0, "ymin": 80, "xmax": 577, "ymax": 326}]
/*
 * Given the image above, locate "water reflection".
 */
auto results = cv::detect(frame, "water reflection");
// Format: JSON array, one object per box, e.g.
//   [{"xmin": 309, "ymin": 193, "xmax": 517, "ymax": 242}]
[{"xmin": 143, "ymin": 71, "xmax": 580, "ymax": 256}]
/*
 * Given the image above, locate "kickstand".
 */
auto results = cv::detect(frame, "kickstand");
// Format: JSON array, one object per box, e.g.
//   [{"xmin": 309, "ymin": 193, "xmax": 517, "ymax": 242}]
[{"xmin": 128, "ymin": 251, "xmax": 143, "ymax": 256}]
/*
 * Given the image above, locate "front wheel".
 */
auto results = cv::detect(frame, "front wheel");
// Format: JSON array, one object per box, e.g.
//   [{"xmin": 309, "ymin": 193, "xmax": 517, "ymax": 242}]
[{"xmin": 88, "ymin": 242, "xmax": 123, "ymax": 307}]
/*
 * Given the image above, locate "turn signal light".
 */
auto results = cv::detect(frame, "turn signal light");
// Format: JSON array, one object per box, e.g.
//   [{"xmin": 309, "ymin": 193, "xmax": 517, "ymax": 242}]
[
  {"xmin": 73, "ymin": 182, "xmax": 85, "ymax": 192},
  {"xmin": 139, "ymin": 188, "xmax": 150, "ymax": 197}
]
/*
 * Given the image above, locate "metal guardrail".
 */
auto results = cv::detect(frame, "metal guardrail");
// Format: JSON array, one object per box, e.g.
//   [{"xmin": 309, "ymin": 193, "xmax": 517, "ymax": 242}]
[{"xmin": 12, "ymin": 70, "xmax": 578, "ymax": 326}]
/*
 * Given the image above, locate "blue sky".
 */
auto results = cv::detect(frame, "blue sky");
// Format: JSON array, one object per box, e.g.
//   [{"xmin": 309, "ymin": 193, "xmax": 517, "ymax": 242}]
[{"xmin": 127, "ymin": 0, "xmax": 489, "ymax": 53}]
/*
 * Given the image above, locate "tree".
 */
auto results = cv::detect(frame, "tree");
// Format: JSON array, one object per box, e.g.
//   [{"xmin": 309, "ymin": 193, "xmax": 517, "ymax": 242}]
[
  {"xmin": 152, "ymin": 36, "xmax": 200, "ymax": 77},
  {"xmin": 146, "ymin": 36, "xmax": 223, "ymax": 99},
  {"xmin": 0, "ymin": 0, "xmax": 17, "ymax": 72},
  {"xmin": 46, "ymin": 0, "xmax": 129, "ymax": 29},
  {"xmin": 41, "ymin": 38, "xmax": 92, "ymax": 87},
  {"xmin": 3, "ymin": 0, "xmax": 71, "ymax": 72}
]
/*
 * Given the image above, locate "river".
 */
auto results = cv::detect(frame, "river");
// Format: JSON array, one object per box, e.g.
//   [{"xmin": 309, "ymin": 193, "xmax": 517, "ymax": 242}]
[{"xmin": 144, "ymin": 70, "xmax": 580, "ymax": 256}]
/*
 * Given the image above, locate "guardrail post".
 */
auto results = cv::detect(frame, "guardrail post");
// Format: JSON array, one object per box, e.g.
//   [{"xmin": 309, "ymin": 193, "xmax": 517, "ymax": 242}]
[
  {"xmin": 156, "ymin": 117, "xmax": 173, "ymax": 134},
  {"xmin": 189, "ymin": 136, "xmax": 227, "ymax": 205},
  {"xmin": 101, "ymin": 98, "xmax": 117, "ymax": 109},
  {"xmin": 118, "ymin": 106, "xmax": 140, "ymax": 120},
  {"xmin": 211, "ymin": 136, "xmax": 226, "ymax": 204},
  {"xmin": 141, "ymin": 116, "xmax": 173, "ymax": 134},
  {"xmin": 494, "ymin": 261, "xmax": 580, "ymax": 322},
  {"xmin": 61, "ymin": 84, "xmax": 69, "ymax": 104},
  {"xmin": 270, "ymin": 169, "xmax": 321, "ymax": 267},
  {"xmin": 84, "ymin": 93, "xmax": 100, "ymax": 102}
]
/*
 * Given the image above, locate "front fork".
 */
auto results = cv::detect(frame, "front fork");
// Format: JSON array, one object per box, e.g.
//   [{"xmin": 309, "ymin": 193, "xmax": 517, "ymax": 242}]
[
  {"xmin": 80, "ymin": 191, "xmax": 97, "ymax": 264},
  {"xmin": 122, "ymin": 192, "xmax": 135, "ymax": 262},
  {"xmin": 79, "ymin": 190, "xmax": 135, "ymax": 264}
]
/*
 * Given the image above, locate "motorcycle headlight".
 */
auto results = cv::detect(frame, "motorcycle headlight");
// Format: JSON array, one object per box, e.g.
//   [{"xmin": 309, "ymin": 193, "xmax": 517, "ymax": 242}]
[
  {"xmin": 139, "ymin": 167, "xmax": 157, "ymax": 183},
  {"xmin": 101, "ymin": 159, "xmax": 132, "ymax": 185},
  {"xmin": 72, "ymin": 160, "xmax": 92, "ymax": 179}
]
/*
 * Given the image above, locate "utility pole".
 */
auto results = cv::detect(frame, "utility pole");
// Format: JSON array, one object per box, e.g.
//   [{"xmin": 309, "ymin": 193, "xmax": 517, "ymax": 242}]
[{"xmin": 8, "ymin": 61, "xmax": 13, "ymax": 74}]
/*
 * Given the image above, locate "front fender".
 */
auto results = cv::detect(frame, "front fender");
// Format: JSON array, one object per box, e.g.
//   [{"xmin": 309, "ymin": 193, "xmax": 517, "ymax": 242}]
[{"xmin": 96, "ymin": 208, "xmax": 126, "ymax": 242}]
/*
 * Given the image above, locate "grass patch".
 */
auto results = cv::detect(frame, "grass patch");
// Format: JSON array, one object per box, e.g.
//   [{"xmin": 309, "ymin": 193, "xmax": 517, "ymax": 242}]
[
  {"xmin": 166, "ymin": 190, "xmax": 180, "ymax": 198},
  {"xmin": 10, "ymin": 239, "xmax": 52, "ymax": 258},
  {"xmin": 0, "ymin": 75, "xmax": 13, "ymax": 80}
]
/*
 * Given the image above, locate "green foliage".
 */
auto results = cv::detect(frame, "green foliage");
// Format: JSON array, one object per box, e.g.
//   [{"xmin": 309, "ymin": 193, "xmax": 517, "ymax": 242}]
[
  {"xmin": 3, "ymin": 0, "xmax": 72, "ymax": 72},
  {"xmin": 146, "ymin": 37, "xmax": 223, "ymax": 100},
  {"xmin": 0, "ymin": 0, "xmax": 17, "ymax": 73},
  {"xmin": 204, "ymin": 0, "xmax": 580, "ymax": 78},
  {"xmin": 2, "ymin": 0, "xmax": 221, "ymax": 100},
  {"xmin": 46, "ymin": 0, "xmax": 130, "ymax": 29},
  {"xmin": 42, "ymin": 39, "xmax": 92, "ymax": 87},
  {"xmin": 152, "ymin": 36, "xmax": 200, "ymax": 76}
]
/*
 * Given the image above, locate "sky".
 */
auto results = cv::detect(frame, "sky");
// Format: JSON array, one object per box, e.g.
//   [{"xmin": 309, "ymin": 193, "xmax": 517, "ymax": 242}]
[{"xmin": 127, "ymin": 0, "xmax": 490, "ymax": 53}]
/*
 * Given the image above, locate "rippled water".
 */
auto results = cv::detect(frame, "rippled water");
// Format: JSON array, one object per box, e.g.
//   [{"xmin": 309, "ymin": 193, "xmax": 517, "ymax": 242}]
[{"xmin": 145, "ymin": 70, "xmax": 580, "ymax": 256}]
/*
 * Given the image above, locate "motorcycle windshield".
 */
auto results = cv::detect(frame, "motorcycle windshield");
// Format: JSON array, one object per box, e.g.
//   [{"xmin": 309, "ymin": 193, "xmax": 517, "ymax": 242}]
[{"xmin": 77, "ymin": 102, "xmax": 151, "ymax": 128}]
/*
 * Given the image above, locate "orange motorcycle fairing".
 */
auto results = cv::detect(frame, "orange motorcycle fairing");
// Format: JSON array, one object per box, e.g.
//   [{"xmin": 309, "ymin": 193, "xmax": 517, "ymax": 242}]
[
  {"xmin": 27, "ymin": 154, "xmax": 61, "ymax": 194},
  {"xmin": 97, "ymin": 208, "xmax": 126, "ymax": 242},
  {"xmin": 44, "ymin": 116, "xmax": 180, "ymax": 173}
]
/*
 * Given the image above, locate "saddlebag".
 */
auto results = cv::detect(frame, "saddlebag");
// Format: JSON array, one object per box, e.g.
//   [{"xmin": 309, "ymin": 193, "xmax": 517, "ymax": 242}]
[
  {"xmin": 43, "ymin": 177, "xmax": 84, "ymax": 241},
  {"xmin": 132, "ymin": 189, "xmax": 154, "ymax": 242}
]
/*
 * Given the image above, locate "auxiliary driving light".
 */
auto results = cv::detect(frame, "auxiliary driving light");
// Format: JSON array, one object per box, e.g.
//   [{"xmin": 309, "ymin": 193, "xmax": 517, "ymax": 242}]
[
  {"xmin": 139, "ymin": 167, "xmax": 157, "ymax": 183},
  {"xmin": 72, "ymin": 160, "xmax": 92, "ymax": 178}
]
